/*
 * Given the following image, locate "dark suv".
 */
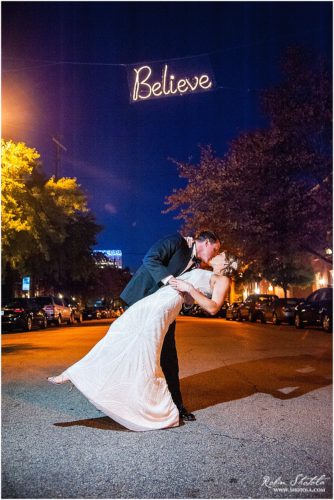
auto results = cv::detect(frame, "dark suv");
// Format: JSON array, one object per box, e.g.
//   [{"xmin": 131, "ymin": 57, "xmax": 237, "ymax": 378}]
[
  {"xmin": 237, "ymin": 294, "xmax": 279, "ymax": 322},
  {"xmin": 295, "ymin": 287, "xmax": 332, "ymax": 332},
  {"xmin": 1, "ymin": 298, "xmax": 48, "ymax": 332}
]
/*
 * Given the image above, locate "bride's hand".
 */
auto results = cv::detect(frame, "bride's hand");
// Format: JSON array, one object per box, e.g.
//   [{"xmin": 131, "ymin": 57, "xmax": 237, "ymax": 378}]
[{"xmin": 169, "ymin": 278, "xmax": 193, "ymax": 294}]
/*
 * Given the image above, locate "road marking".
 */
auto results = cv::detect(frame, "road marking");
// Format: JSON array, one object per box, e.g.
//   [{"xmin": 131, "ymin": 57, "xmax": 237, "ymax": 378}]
[
  {"xmin": 295, "ymin": 366, "xmax": 315, "ymax": 373},
  {"xmin": 277, "ymin": 387, "xmax": 300, "ymax": 394}
]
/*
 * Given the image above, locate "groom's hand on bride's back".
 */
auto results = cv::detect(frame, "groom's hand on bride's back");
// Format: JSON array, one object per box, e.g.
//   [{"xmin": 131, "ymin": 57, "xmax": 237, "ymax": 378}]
[{"xmin": 183, "ymin": 236, "xmax": 194, "ymax": 248}]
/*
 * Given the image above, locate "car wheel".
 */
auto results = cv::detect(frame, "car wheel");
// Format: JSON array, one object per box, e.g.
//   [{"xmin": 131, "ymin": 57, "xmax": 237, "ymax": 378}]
[
  {"xmin": 41, "ymin": 316, "xmax": 48, "ymax": 329},
  {"xmin": 55, "ymin": 315, "xmax": 62, "ymax": 327},
  {"xmin": 248, "ymin": 311, "xmax": 256, "ymax": 322},
  {"xmin": 322, "ymin": 314, "xmax": 332, "ymax": 333},
  {"xmin": 260, "ymin": 314, "xmax": 266, "ymax": 324},
  {"xmin": 272, "ymin": 313, "xmax": 281, "ymax": 325},
  {"xmin": 25, "ymin": 317, "xmax": 32, "ymax": 332},
  {"xmin": 295, "ymin": 313, "xmax": 304, "ymax": 329},
  {"xmin": 76, "ymin": 313, "xmax": 83, "ymax": 323},
  {"xmin": 67, "ymin": 314, "xmax": 74, "ymax": 325}
]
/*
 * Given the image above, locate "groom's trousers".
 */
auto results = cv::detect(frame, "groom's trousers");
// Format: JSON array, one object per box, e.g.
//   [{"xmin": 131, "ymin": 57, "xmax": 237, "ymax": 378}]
[{"xmin": 160, "ymin": 321, "xmax": 183, "ymax": 409}]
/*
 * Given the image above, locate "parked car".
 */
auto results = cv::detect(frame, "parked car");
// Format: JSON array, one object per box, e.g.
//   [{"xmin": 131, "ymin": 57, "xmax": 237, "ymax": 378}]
[
  {"xmin": 294, "ymin": 287, "xmax": 332, "ymax": 332},
  {"xmin": 94, "ymin": 306, "xmax": 111, "ymax": 319},
  {"xmin": 33, "ymin": 296, "xmax": 73, "ymax": 326},
  {"xmin": 262, "ymin": 297, "xmax": 305, "ymax": 325},
  {"xmin": 225, "ymin": 302, "xmax": 242, "ymax": 321},
  {"xmin": 180, "ymin": 303, "xmax": 207, "ymax": 317},
  {"xmin": 63, "ymin": 298, "xmax": 83, "ymax": 323},
  {"xmin": 215, "ymin": 301, "xmax": 230, "ymax": 318},
  {"xmin": 237, "ymin": 294, "xmax": 279, "ymax": 322},
  {"xmin": 82, "ymin": 307, "xmax": 102, "ymax": 320},
  {"xmin": 111, "ymin": 307, "xmax": 124, "ymax": 318},
  {"xmin": 1, "ymin": 298, "xmax": 48, "ymax": 332}
]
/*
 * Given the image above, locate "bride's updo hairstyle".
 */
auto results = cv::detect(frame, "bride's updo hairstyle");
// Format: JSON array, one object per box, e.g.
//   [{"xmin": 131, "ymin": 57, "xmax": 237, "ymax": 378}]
[{"xmin": 211, "ymin": 252, "xmax": 238, "ymax": 277}]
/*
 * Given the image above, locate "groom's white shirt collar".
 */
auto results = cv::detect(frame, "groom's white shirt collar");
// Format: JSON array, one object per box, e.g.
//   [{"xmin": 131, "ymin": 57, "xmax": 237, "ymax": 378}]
[{"xmin": 161, "ymin": 239, "xmax": 196, "ymax": 285}]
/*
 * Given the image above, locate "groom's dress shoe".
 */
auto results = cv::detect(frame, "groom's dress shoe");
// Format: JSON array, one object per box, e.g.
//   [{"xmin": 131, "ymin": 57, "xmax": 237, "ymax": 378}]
[{"xmin": 178, "ymin": 406, "xmax": 196, "ymax": 421}]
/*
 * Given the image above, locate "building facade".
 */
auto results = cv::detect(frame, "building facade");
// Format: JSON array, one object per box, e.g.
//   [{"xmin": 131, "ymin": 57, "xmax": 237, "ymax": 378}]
[{"xmin": 92, "ymin": 250, "xmax": 123, "ymax": 269}]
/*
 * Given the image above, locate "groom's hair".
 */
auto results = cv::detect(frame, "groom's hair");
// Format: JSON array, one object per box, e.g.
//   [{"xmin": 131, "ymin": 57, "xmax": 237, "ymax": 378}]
[{"xmin": 195, "ymin": 230, "xmax": 220, "ymax": 244}]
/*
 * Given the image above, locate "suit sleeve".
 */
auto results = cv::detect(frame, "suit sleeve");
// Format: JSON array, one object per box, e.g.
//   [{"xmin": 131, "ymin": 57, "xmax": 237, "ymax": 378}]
[{"xmin": 142, "ymin": 234, "xmax": 184, "ymax": 284}]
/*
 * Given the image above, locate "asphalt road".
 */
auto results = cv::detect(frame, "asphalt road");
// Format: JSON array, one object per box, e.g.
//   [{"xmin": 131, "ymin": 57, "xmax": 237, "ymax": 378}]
[{"xmin": 2, "ymin": 317, "xmax": 332, "ymax": 499}]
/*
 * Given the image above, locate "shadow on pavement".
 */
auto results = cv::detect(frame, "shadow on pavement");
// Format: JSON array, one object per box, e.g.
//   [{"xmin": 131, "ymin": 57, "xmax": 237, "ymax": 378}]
[
  {"xmin": 54, "ymin": 415, "xmax": 129, "ymax": 431},
  {"xmin": 181, "ymin": 350, "xmax": 333, "ymax": 412},
  {"xmin": 2, "ymin": 344, "xmax": 58, "ymax": 354}
]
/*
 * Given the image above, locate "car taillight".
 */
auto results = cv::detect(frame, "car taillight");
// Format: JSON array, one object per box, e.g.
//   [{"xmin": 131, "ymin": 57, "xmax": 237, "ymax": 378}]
[{"xmin": 13, "ymin": 309, "xmax": 24, "ymax": 313}]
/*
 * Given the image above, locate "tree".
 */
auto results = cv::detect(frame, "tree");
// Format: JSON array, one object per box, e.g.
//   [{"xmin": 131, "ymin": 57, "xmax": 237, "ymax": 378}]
[
  {"xmin": 164, "ymin": 47, "xmax": 332, "ymax": 288},
  {"xmin": 1, "ymin": 139, "xmax": 102, "ymax": 297},
  {"xmin": 83, "ymin": 266, "xmax": 132, "ymax": 305},
  {"xmin": 262, "ymin": 256, "xmax": 314, "ymax": 298}
]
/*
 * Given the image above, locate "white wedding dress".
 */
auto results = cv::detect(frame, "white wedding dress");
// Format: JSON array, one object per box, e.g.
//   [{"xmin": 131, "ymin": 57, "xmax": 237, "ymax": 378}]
[{"xmin": 63, "ymin": 269, "xmax": 213, "ymax": 431}]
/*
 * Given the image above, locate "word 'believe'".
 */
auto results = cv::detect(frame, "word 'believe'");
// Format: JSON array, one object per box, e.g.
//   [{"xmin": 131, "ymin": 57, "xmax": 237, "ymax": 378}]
[{"xmin": 132, "ymin": 65, "xmax": 213, "ymax": 101}]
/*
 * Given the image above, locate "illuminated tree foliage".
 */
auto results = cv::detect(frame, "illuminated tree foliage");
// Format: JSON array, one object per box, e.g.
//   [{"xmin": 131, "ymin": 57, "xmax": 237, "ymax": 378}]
[
  {"xmin": 165, "ymin": 47, "xmax": 332, "ymax": 287},
  {"xmin": 1, "ymin": 139, "xmax": 102, "ymax": 295}
]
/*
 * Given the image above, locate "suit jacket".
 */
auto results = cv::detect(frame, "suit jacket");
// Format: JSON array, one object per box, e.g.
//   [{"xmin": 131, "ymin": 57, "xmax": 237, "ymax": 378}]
[{"xmin": 120, "ymin": 233, "xmax": 193, "ymax": 307}]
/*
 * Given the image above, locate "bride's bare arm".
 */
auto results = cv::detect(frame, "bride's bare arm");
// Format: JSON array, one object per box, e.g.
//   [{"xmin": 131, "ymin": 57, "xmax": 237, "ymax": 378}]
[{"xmin": 169, "ymin": 276, "xmax": 230, "ymax": 316}]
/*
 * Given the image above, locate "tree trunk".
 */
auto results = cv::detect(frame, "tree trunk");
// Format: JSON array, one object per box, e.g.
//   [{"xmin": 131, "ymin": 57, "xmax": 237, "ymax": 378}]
[{"xmin": 2, "ymin": 263, "xmax": 19, "ymax": 299}]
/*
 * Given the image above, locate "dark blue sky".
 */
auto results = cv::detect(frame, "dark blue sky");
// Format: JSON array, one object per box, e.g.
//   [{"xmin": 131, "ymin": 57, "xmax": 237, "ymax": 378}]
[{"xmin": 2, "ymin": 1, "xmax": 332, "ymax": 270}]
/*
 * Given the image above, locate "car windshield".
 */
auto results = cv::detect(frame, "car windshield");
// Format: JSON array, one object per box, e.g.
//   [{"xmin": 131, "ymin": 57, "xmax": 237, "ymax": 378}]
[
  {"xmin": 34, "ymin": 297, "xmax": 53, "ymax": 306},
  {"xmin": 257, "ymin": 296, "xmax": 272, "ymax": 302},
  {"xmin": 3, "ymin": 299, "xmax": 29, "ymax": 308},
  {"xmin": 285, "ymin": 299, "xmax": 299, "ymax": 305},
  {"xmin": 318, "ymin": 289, "xmax": 333, "ymax": 301}
]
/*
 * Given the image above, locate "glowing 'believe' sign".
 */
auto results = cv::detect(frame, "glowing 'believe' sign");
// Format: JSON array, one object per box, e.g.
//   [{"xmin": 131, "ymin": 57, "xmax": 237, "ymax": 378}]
[{"xmin": 127, "ymin": 57, "xmax": 215, "ymax": 102}]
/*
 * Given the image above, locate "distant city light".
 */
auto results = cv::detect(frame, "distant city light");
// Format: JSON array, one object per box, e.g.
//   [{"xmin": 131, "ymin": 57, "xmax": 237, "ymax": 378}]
[{"xmin": 92, "ymin": 250, "xmax": 122, "ymax": 268}]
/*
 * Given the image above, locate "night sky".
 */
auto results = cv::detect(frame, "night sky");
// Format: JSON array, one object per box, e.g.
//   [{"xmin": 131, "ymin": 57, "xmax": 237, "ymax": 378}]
[{"xmin": 2, "ymin": 1, "xmax": 332, "ymax": 270}]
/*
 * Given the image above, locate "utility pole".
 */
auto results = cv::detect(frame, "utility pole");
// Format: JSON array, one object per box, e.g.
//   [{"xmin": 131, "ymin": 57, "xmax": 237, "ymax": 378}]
[{"xmin": 52, "ymin": 136, "xmax": 67, "ymax": 180}]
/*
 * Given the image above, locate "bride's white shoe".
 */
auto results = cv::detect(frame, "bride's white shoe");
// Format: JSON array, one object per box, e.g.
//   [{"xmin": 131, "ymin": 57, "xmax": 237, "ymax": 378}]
[{"xmin": 47, "ymin": 373, "xmax": 70, "ymax": 385}]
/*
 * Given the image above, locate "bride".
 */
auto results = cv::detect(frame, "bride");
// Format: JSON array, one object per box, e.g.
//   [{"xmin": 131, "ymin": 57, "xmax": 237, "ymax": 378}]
[{"xmin": 47, "ymin": 254, "xmax": 230, "ymax": 431}]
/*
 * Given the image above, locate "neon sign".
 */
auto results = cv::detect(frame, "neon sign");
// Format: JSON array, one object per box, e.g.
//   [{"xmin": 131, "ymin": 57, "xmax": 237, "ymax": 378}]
[{"xmin": 127, "ymin": 57, "xmax": 215, "ymax": 102}]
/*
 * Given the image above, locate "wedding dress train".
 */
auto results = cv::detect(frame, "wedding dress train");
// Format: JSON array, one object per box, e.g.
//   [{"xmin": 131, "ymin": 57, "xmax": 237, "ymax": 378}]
[{"xmin": 61, "ymin": 269, "xmax": 212, "ymax": 431}]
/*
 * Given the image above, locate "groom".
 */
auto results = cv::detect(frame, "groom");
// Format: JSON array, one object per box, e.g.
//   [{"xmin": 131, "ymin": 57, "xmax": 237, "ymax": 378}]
[{"xmin": 120, "ymin": 230, "xmax": 221, "ymax": 421}]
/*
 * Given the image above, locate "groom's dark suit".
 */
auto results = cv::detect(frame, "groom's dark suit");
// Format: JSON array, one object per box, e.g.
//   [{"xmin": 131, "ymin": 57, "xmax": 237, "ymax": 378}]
[{"xmin": 120, "ymin": 233, "xmax": 194, "ymax": 409}]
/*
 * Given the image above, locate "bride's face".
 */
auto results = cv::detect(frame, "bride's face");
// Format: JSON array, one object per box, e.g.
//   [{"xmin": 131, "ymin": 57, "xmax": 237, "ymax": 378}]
[{"xmin": 209, "ymin": 253, "xmax": 227, "ymax": 274}]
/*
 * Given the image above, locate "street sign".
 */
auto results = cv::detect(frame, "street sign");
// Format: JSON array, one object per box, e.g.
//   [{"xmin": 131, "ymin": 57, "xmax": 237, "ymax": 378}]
[{"xmin": 22, "ymin": 276, "xmax": 30, "ymax": 291}]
